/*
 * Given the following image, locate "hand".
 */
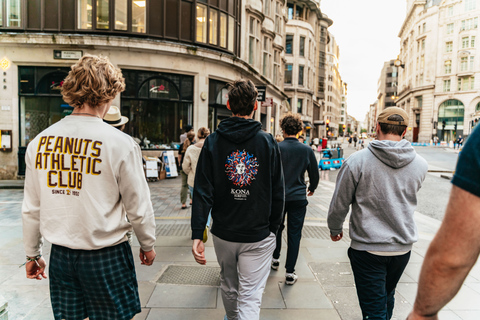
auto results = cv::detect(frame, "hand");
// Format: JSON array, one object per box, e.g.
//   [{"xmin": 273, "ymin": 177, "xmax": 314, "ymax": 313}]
[
  {"xmin": 307, "ymin": 190, "xmax": 314, "ymax": 196},
  {"xmin": 140, "ymin": 248, "xmax": 156, "ymax": 266},
  {"xmin": 406, "ymin": 310, "xmax": 439, "ymax": 320},
  {"xmin": 330, "ymin": 232, "xmax": 343, "ymax": 242},
  {"xmin": 192, "ymin": 239, "xmax": 207, "ymax": 265},
  {"xmin": 25, "ymin": 257, "xmax": 47, "ymax": 280}
]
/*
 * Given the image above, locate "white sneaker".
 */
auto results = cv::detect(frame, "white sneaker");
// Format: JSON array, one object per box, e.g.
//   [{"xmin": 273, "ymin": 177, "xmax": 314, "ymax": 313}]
[
  {"xmin": 285, "ymin": 272, "xmax": 298, "ymax": 285},
  {"xmin": 271, "ymin": 258, "xmax": 280, "ymax": 270}
]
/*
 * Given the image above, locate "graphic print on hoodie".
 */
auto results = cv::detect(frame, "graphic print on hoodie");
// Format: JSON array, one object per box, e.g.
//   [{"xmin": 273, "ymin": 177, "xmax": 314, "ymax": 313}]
[{"xmin": 225, "ymin": 149, "xmax": 259, "ymax": 199}]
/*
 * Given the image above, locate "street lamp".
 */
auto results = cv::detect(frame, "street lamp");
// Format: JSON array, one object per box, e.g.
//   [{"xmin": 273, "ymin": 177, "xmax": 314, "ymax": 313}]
[{"xmin": 394, "ymin": 57, "xmax": 405, "ymax": 69}]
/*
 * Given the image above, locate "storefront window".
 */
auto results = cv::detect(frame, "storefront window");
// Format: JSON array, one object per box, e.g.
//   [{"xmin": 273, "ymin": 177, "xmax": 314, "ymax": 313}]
[
  {"xmin": 132, "ymin": 0, "xmax": 146, "ymax": 33},
  {"xmin": 121, "ymin": 70, "xmax": 194, "ymax": 147},
  {"xmin": 196, "ymin": 4, "xmax": 207, "ymax": 43},
  {"xmin": 6, "ymin": 0, "xmax": 21, "ymax": 27},
  {"xmin": 220, "ymin": 12, "xmax": 227, "ymax": 47},
  {"xmin": 438, "ymin": 99, "xmax": 464, "ymax": 141},
  {"xmin": 115, "ymin": 0, "xmax": 127, "ymax": 30},
  {"xmin": 209, "ymin": 9, "xmax": 218, "ymax": 45},
  {"xmin": 18, "ymin": 67, "xmax": 71, "ymax": 147},
  {"xmin": 96, "ymin": 0, "xmax": 109, "ymax": 29},
  {"xmin": 78, "ymin": 0, "xmax": 92, "ymax": 29}
]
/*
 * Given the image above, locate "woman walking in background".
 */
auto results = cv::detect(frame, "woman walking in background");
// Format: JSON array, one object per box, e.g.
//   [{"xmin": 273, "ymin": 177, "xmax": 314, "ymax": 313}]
[
  {"xmin": 183, "ymin": 127, "xmax": 211, "ymax": 240},
  {"xmin": 178, "ymin": 131, "xmax": 195, "ymax": 209}
]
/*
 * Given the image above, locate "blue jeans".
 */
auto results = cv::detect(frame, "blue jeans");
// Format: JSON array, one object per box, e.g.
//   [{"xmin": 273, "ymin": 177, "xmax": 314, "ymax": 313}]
[
  {"xmin": 273, "ymin": 199, "xmax": 308, "ymax": 273},
  {"xmin": 348, "ymin": 247, "xmax": 411, "ymax": 320}
]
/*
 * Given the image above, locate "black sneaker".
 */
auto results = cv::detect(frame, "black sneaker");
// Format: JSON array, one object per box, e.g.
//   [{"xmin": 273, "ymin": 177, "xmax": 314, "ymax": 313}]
[
  {"xmin": 271, "ymin": 259, "xmax": 280, "ymax": 270},
  {"xmin": 285, "ymin": 272, "xmax": 298, "ymax": 285}
]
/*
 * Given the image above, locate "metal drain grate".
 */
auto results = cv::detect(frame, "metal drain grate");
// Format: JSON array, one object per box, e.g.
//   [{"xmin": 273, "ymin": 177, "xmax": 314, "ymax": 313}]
[
  {"xmin": 302, "ymin": 225, "xmax": 350, "ymax": 240},
  {"xmin": 156, "ymin": 224, "xmax": 191, "ymax": 237},
  {"xmin": 157, "ymin": 265, "xmax": 221, "ymax": 286}
]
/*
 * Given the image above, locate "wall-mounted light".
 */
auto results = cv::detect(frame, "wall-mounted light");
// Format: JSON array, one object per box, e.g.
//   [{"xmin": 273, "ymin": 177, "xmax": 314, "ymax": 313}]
[
  {"xmin": 394, "ymin": 56, "xmax": 405, "ymax": 69},
  {"xmin": 0, "ymin": 57, "xmax": 11, "ymax": 71}
]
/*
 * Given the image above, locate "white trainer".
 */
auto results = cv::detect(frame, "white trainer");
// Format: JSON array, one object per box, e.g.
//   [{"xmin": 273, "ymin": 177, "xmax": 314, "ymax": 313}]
[{"xmin": 285, "ymin": 272, "xmax": 298, "ymax": 285}]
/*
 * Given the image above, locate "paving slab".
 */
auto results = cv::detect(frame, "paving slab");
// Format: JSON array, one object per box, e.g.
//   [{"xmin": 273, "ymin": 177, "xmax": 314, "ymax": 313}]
[
  {"xmin": 280, "ymin": 281, "xmax": 333, "ymax": 309},
  {"xmin": 146, "ymin": 284, "xmax": 218, "ymax": 308},
  {"xmin": 259, "ymin": 309, "xmax": 341, "ymax": 320},
  {"xmin": 146, "ymin": 308, "xmax": 225, "ymax": 319},
  {"xmin": 261, "ymin": 279, "xmax": 287, "ymax": 309}
]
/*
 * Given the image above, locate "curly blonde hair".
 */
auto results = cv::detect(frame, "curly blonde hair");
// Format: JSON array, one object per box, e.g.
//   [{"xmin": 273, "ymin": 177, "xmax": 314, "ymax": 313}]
[{"xmin": 61, "ymin": 54, "xmax": 125, "ymax": 109}]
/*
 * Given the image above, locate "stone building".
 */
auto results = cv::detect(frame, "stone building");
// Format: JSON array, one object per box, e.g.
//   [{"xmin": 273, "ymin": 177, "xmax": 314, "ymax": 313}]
[{"xmin": 396, "ymin": 0, "xmax": 480, "ymax": 143}]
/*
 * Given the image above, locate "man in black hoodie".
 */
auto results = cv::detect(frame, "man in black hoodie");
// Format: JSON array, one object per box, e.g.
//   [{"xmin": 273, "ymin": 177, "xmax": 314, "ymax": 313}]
[{"xmin": 191, "ymin": 79, "xmax": 285, "ymax": 320}]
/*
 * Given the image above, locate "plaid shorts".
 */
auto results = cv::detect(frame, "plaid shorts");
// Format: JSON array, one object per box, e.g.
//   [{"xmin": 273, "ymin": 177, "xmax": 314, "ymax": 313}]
[{"xmin": 49, "ymin": 241, "xmax": 141, "ymax": 320}]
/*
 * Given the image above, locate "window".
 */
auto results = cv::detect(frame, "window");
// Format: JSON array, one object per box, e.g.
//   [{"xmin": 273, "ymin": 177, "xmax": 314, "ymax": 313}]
[
  {"xmin": 273, "ymin": 50, "xmax": 280, "ymax": 85},
  {"xmin": 209, "ymin": 9, "xmax": 218, "ymax": 45},
  {"xmin": 275, "ymin": 1, "xmax": 282, "ymax": 33},
  {"xmin": 471, "ymin": 56, "xmax": 475, "ymax": 70},
  {"xmin": 297, "ymin": 99, "xmax": 303, "ymax": 114},
  {"xmin": 287, "ymin": 2, "xmax": 293, "ymax": 20},
  {"xmin": 447, "ymin": 23, "xmax": 454, "ymax": 34},
  {"xmin": 78, "ymin": 0, "xmax": 93, "ymax": 29},
  {"xmin": 264, "ymin": 0, "xmax": 271, "ymax": 16},
  {"xmin": 132, "ymin": 0, "xmax": 146, "ymax": 33},
  {"xmin": 423, "ymin": 22, "xmax": 426, "ymax": 33},
  {"xmin": 458, "ymin": 76, "xmax": 475, "ymax": 90},
  {"xmin": 446, "ymin": 41, "xmax": 453, "ymax": 52},
  {"xmin": 419, "ymin": 74, "xmax": 424, "ymax": 86},
  {"xmin": 444, "ymin": 79, "xmax": 451, "ymax": 92},
  {"xmin": 422, "ymin": 39, "xmax": 425, "ymax": 50},
  {"xmin": 298, "ymin": 65, "xmax": 304, "ymax": 86},
  {"xmin": 299, "ymin": 36, "xmax": 305, "ymax": 57},
  {"xmin": 465, "ymin": 0, "xmax": 476, "ymax": 11},
  {"xmin": 416, "ymin": 96, "xmax": 423, "ymax": 109},
  {"xmin": 263, "ymin": 37, "xmax": 272, "ymax": 78},
  {"xmin": 461, "ymin": 57, "xmax": 468, "ymax": 71},
  {"xmin": 220, "ymin": 13, "xmax": 227, "ymax": 47},
  {"xmin": 461, "ymin": 17, "xmax": 478, "ymax": 30},
  {"xmin": 462, "ymin": 36, "xmax": 469, "ymax": 48},
  {"xmin": 445, "ymin": 60, "xmax": 452, "ymax": 74},
  {"xmin": 473, "ymin": 36, "xmax": 476, "ymax": 47},
  {"xmin": 249, "ymin": 17, "xmax": 260, "ymax": 67},
  {"xmin": 448, "ymin": 5, "xmax": 454, "ymax": 16},
  {"xmin": 115, "ymin": 0, "xmax": 127, "ymax": 30},
  {"xmin": 295, "ymin": 4, "xmax": 303, "ymax": 20},
  {"xmin": 286, "ymin": 34, "xmax": 293, "ymax": 54},
  {"xmin": 196, "ymin": 4, "xmax": 207, "ymax": 42},
  {"xmin": 96, "ymin": 0, "xmax": 109, "ymax": 29},
  {"xmin": 285, "ymin": 64, "xmax": 293, "ymax": 84},
  {"xmin": 228, "ymin": 16, "xmax": 234, "ymax": 51}
]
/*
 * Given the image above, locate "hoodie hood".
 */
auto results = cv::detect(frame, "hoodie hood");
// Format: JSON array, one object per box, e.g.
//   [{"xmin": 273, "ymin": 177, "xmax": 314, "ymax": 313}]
[
  {"xmin": 368, "ymin": 139, "xmax": 416, "ymax": 169},
  {"xmin": 216, "ymin": 117, "xmax": 262, "ymax": 143}
]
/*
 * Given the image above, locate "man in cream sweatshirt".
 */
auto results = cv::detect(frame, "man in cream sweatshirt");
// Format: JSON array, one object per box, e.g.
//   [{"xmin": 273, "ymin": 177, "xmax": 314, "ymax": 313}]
[
  {"xmin": 22, "ymin": 55, "xmax": 156, "ymax": 320},
  {"xmin": 328, "ymin": 107, "xmax": 428, "ymax": 320}
]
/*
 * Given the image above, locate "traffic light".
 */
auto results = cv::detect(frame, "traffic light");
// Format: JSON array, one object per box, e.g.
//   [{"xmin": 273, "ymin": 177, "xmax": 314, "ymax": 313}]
[
  {"xmin": 326, "ymin": 119, "xmax": 330, "ymax": 131},
  {"xmin": 454, "ymin": 123, "xmax": 457, "ymax": 131},
  {"xmin": 343, "ymin": 124, "xmax": 346, "ymax": 129},
  {"xmin": 442, "ymin": 120, "xmax": 446, "ymax": 130}
]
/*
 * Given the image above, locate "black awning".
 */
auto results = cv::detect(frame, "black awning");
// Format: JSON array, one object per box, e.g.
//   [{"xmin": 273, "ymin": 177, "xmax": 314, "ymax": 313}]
[{"xmin": 303, "ymin": 121, "xmax": 314, "ymax": 129}]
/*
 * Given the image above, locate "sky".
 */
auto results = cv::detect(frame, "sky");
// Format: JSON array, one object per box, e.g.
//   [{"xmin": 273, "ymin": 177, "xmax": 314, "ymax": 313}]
[{"xmin": 320, "ymin": 0, "xmax": 407, "ymax": 123}]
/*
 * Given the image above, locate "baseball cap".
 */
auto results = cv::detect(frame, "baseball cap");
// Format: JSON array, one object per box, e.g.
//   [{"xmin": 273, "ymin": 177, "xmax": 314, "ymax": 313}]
[{"xmin": 377, "ymin": 107, "xmax": 409, "ymax": 126}]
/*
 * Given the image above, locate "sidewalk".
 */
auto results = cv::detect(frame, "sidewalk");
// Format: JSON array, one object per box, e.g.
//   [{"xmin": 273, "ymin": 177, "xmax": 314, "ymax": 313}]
[{"xmin": 2, "ymin": 176, "xmax": 480, "ymax": 319}]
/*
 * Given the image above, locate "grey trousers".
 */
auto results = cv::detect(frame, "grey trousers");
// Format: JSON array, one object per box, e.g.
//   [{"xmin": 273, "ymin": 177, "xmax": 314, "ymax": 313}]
[{"xmin": 213, "ymin": 233, "xmax": 276, "ymax": 320}]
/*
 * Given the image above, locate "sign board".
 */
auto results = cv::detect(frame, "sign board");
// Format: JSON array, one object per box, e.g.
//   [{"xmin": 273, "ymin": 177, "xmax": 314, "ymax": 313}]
[
  {"xmin": 256, "ymin": 86, "xmax": 266, "ymax": 102},
  {"xmin": 163, "ymin": 151, "xmax": 178, "ymax": 178},
  {"xmin": 261, "ymin": 97, "xmax": 273, "ymax": 107},
  {"xmin": 53, "ymin": 50, "xmax": 83, "ymax": 60},
  {"xmin": 145, "ymin": 157, "xmax": 159, "ymax": 178}
]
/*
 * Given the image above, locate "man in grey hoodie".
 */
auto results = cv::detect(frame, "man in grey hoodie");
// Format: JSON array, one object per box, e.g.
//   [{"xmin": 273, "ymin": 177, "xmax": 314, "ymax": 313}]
[{"xmin": 328, "ymin": 107, "xmax": 428, "ymax": 320}]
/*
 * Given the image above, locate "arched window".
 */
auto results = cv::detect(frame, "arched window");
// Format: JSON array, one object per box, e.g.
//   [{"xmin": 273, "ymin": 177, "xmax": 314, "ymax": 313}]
[
  {"xmin": 476, "ymin": 101, "xmax": 480, "ymax": 111},
  {"xmin": 438, "ymin": 99, "xmax": 464, "ymax": 128},
  {"xmin": 138, "ymin": 77, "xmax": 180, "ymax": 100}
]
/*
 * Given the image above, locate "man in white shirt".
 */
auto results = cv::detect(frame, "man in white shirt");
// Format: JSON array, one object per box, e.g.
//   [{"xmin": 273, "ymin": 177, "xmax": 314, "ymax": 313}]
[{"xmin": 22, "ymin": 54, "xmax": 156, "ymax": 320}]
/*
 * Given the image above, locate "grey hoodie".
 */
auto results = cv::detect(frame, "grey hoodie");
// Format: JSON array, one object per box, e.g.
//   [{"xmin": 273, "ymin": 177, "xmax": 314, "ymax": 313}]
[{"xmin": 327, "ymin": 139, "xmax": 428, "ymax": 252}]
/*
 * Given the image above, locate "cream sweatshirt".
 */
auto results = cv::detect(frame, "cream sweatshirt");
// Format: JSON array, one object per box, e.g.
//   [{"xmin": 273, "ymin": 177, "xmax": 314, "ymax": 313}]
[
  {"xmin": 22, "ymin": 116, "xmax": 156, "ymax": 256},
  {"xmin": 182, "ymin": 144, "xmax": 203, "ymax": 187}
]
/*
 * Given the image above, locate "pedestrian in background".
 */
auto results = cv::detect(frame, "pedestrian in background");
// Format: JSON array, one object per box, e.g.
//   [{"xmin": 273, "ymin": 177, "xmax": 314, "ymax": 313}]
[
  {"xmin": 183, "ymin": 127, "xmax": 211, "ymax": 240},
  {"xmin": 456, "ymin": 135, "xmax": 463, "ymax": 149},
  {"xmin": 178, "ymin": 131, "xmax": 195, "ymax": 209},
  {"xmin": 271, "ymin": 113, "xmax": 319, "ymax": 285},
  {"xmin": 275, "ymin": 134, "xmax": 284, "ymax": 143},
  {"xmin": 298, "ymin": 135, "xmax": 305, "ymax": 143},
  {"xmin": 180, "ymin": 124, "xmax": 193, "ymax": 144},
  {"xmin": 407, "ymin": 126, "xmax": 480, "ymax": 320},
  {"xmin": 191, "ymin": 79, "xmax": 284, "ymax": 320},
  {"xmin": 22, "ymin": 54, "xmax": 156, "ymax": 320},
  {"xmin": 328, "ymin": 107, "xmax": 428, "ymax": 320}
]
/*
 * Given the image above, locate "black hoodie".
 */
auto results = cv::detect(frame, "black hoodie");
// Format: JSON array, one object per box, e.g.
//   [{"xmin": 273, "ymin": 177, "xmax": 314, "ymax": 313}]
[{"xmin": 191, "ymin": 117, "xmax": 285, "ymax": 243}]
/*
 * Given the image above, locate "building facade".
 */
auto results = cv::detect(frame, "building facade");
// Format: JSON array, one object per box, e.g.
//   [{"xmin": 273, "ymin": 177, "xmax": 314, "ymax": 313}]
[
  {"xmin": 376, "ymin": 60, "xmax": 399, "ymax": 118},
  {"xmin": 0, "ymin": 0, "xmax": 293, "ymax": 179},
  {"xmin": 397, "ymin": 0, "xmax": 480, "ymax": 143}
]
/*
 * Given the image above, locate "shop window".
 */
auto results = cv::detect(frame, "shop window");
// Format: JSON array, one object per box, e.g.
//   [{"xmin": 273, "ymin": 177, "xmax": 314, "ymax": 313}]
[
  {"xmin": 196, "ymin": 4, "xmax": 207, "ymax": 42},
  {"xmin": 132, "ymin": 0, "xmax": 146, "ymax": 33},
  {"xmin": 138, "ymin": 77, "xmax": 180, "ymax": 100},
  {"xmin": 209, "ymin": 8, "xmax": 218, "ymax": 45},
  {"xmin": 96, "ymin": 0, "xmax": 109, "ymax": 30}
]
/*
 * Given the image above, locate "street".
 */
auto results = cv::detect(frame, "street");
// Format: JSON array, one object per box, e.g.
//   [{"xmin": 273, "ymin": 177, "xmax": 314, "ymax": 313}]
[{"xmin": 0, "ymin": 144, "xmax": 472, "ymax": 320}]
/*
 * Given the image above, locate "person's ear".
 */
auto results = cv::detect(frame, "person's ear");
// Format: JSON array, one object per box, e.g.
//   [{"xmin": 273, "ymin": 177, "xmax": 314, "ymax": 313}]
[
  {"xmin": 254, "ymin": 101, "xmax": 258, "ymax": 111},
  {"xmin": 227, "ymin": 100, "xmax": 231, "ymax": 110}
]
